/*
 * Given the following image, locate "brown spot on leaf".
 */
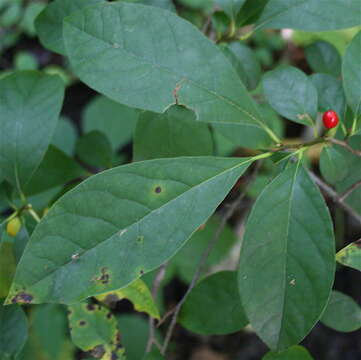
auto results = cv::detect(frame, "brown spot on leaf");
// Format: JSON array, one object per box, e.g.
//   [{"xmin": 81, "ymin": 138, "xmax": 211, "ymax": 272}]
[
  {"xmin": 87, "ymin": 303, "xmax": 95, "ymax": 311},
  {"xmin": 94, "ymin": 267, "xmax": 110, "ymax": 284},
  {"xmin": 79, "ymin": 320, "xmax": 87, "ymax": 326},
  {"xmin": 104, "ymin": 294, "xmax": 119, "ymax": 306},
  {"xmin": 91, "ymin": 345, "xmax": 106, "ymax": 359},
  {"xmin": 155, "ymin": 186, "xmax": 162, "ymax": 193},
  {"xmin": 115, "ymin": 331, "xmax": 121, "ymax": 343},
  {"xmin": 139, "ymin": 269, "xmax": 144, "ymax": 275},
  {"xmin": 11, "ymin": 292, "xmax": 33, "ymax": 304},
  {"xmin": 106, "ymin": 312, "xmax": 113, "ymax": 319}
]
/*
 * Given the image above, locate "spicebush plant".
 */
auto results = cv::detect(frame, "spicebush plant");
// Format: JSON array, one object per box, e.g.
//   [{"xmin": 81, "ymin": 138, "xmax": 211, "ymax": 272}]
[{"xmin": 1, "ymin": 0, "xmax": 361, "ymax": 359}]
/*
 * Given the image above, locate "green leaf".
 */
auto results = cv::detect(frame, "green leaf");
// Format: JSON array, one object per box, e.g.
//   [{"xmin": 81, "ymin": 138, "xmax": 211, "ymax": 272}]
[
  {"xmin": 142, "ymin": 348, "xmax": 164, "ymax": 360},
  {"xmin": 343, "ymin": 31, "xmax": 361, "ymax": 124},
  {"xmin": 255, "ymin": 0, "xmax": 361, "ymax": 31},
  {"xmin": 68, "ymin": 302, "xmax": 124, "ymax": 359},
  {"xmin": 214, "ymin": 0, "xmax": 246, "ymax": 20},
  {"xmin": 321, "ymin": 290, "xmax": 361, "ymax": 332},
  {"xmin": 0, "ymin": 240, "xmax": 17, "ymax": 298},
  {"xmin": 20, "ymin": 2, "xmax": 46, "ymax": 37},
  {"xmin": 179, "ymin": 271, "xmax": 248, "ymax": 335},
  {"xmin": 76, "ymin": 131, "xmax": 113, "ymax": 169},
  {"xmin": 83, "ymin": 95, "xmax": 138, "ymax": 151},
  {"xmin": 133, "ymin": 105, "xmax": 214, "ymax": 161},
  {"xmin": 51, "ymin": 116, "xmax": 77, "ymax": 156},
  {"xmin": 14, "ymin": 51, "xmax": 38, "ymax": 71},
  {"xmin": 24, "ymin": 145, "xmax": 87, "ymax": 196},
  {"xmin": 262, "ymin": 345, "xmax": 314, "ymax": 360},
  {"xmin": 0, "ymin": 304, "xmax": 28, "ymax": 359},
  {"xmin": 237, "ymin": 0, "xmax": 270, "ymax": 26},
  {"xmin": 305, "ymin": 41, "xmax": 341, "ymax": 77},
  {"xmin": 0, "ymin": 71, "xmax": 65, "ymax": 193},
  {"xmin": 336, "ymin": 239, "xmax": 361, "ymax": 271},
  {"xmin": 310, "ymin": 74, "xmax": 346, "ymax": 119},
  {"xmin": 319, "ymin": 145, "xmax": 349, "ymax": 184},
  {"xmin": 238, "ymin": 161, "xmax": 335, "ymax": 350},
  {"xmin": 7, "ymin": 156, "xmax": 254, "ymax": 304},
  {"xmin": 31, "ymin": 304, "xmax": 73, "ymax": 360},
  {"xmin": 263, "ymin": 66, "xmax": 317, "ymax": 126},
  {"xmin": 117, "ymin": 314, "xmax": 162, "ymax": 360},
  {"xmin": 63, "ymin": 2, "xmax": 279, "ymax": 147},
  {"xmin": 35, "ymin": 0, "xmax": 104, "ymax": 55},
  {"xmin": 13, "ymin": 227, "xmax": 30, "ymax": 264},
  {"xmin": 96, "ymin": 279, "xmax": 160, "ymax": 319},
  {"xmin": 227, "ymin": 42, "xmax": 262, "ymax": 91},
  {"xmin": 167, "ymin": 215, "xmax": 237, "ymax": 283},
  {"xmin": 320, "ymin": 135, "xmax": 361, "ymax": 214},
  {"xmin": 126, "ymin": 0, "xmax": 176, "ymax": 12}
]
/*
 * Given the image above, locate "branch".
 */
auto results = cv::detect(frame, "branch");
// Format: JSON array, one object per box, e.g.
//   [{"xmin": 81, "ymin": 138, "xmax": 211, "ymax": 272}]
[
  {"xmin": 339, "ymin": 179, "xmax": 361, "ymax": 202},
  {"xmin": 327, "ymin": 138, "xmax": 361, "ymax": 157},
  {"xmin": 161, "ymin": 160, "xmax": 263, "ymax": 355},
  {"xmin": 308, "ymin": 171, "xmax": 361, "ymax": 225},
  {"xmin": 146, "ymin": 263, "xmax": 167, "ymax": 353}
]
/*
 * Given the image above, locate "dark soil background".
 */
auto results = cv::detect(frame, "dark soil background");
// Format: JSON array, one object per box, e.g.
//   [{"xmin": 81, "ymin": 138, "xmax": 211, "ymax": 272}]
[{"xmin": 2, "ymin": 18, "xmax": 361, "ymax": 360}]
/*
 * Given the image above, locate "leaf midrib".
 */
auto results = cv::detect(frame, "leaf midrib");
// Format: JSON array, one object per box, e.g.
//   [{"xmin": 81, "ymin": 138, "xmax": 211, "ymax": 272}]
[
  {"xmin": 277, "ymin": 160, "xmax": 301, "ymax": 348},
  {"xmin": 10, "ymin": 157, "xmax": 252, "ymax": 297},
  {"xmin": 64, "ymin": 7, "xmax": 269, "ymax": 132}
]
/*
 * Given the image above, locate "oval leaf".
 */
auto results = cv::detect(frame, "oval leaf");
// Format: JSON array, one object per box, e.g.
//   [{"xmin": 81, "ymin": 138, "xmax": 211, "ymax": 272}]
[
  {"xmin": 321, "ymin": 290, "xmax": 361, "ymax": 332},
  {"xmin": 179, "ymin": 271, "xmax": 248, "ymax": 335},
  {"xmin": 63, "ymin": 2, "xmax": 279, "ymax": 147},
  {"xmin": 7, "ymin": 156, "xmax": 253, "ymax": 304},
  {"xmin": 263, "ymin": 66, "xmax": 317, "ymax": 126},
  {"xmin": 0, "ymin": 71, "xmax": 65, "ymax": 192},
  {"xmin": 238, "ymin": 161, "xmax": 335, "ymax": 350},
  {"xmin": 256, "ymin": 0, "xmax": 361, "ymax": 31}
]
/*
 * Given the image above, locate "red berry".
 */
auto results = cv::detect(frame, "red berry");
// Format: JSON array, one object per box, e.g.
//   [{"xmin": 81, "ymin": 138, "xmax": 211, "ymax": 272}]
[{"xmin": 322, "ymin": 110, "xmax": 339, "ymax": 129}]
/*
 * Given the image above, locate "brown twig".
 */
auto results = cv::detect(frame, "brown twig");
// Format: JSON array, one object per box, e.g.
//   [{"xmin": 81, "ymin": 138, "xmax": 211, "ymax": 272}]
[
  {"xmin": 327, "ymin": 137, "xmax": 361, "ymax": 157},
  {"xmin": 339, "ymin": 179, "xmax": 361, "ymax": 202},
  {"xmin": 308, "ymin": 171, "xmax": 361, "ymax": 225},
  {"xmin": 146, "ymin": 263, "xmax": 167, "ymax": 353},
  {"xmin": 161, "ymin": 160, "xmax": 263, "ymax": 355}
]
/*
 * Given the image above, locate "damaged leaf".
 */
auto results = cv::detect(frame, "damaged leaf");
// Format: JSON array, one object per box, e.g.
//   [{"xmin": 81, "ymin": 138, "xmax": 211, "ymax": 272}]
[
  {"xmin": 68, "ymin": 302, "xmax": 125, "ymax": 360},
  {"xmin": 96, "ymin": 279, "xmax": 159, "ymax": 319}
]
